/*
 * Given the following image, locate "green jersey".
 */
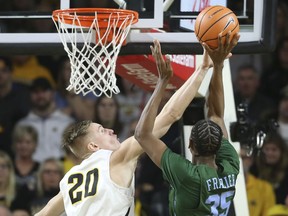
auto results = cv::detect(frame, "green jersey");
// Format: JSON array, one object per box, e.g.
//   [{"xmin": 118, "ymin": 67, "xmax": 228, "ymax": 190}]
[{"xmin": 161, "ymin": 138, "xmax": 239, "ymax": 216}]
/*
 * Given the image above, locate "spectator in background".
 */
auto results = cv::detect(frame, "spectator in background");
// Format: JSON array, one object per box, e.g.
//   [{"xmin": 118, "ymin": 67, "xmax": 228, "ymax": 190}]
[
  {"xmin": 94, "ymin": 95, "xmax": 126, "ymax": 141},
  {"xmin": 233, "ymin": 64, "xmax": 275, "ymax": 123},
  {"xmin": 241, "ymin": 146, "xmax": 276, "ymax": 216},
  {"xmin": 0, "ymin": 56, "xmax": 30, "ymax": 157},
  {"xmin": 251, "ymin": 133, "xmax": 288, "ymax": 204},
  {"xmin": 54, "ymin": 57, "xmax": 96, "ymax": 120},
  {"xmin": 16, "ymin": 77, "xmax": 74, "ymax": 162},
  {"xmin": 30, "ymin": 158, "xmax": 64, "ymax": 215},
  {"xmin": 268, "ymin": 204, "xmax": 288, "ymax": 216},
  {"xmin": 11, "ymin": 125, "xmax": 39, "ymax": 198},
  {"xmin": 116, "ymin": 77, "xmax": 151, "ymax": 124},
  {"xmin": 259, "ymin": 37, "xmax": 288, "ymax": 106},
  {"xmin": 11, "ymin": 55, "xmax": 55, "ymax": 87},
  {"xmin": 258, "ymin": 0, "xmax": 288, "ymax": 76},
  {"xmin": 0, "ymin": 151, "xmax": 16, "ymax": 208},
  {"xmin": 276, "ymin": 1, "xmax": 288, "ymax": 42},
  {"xmin": 277, "ymin": 88, "xmax": 288, "ymax": 146}
]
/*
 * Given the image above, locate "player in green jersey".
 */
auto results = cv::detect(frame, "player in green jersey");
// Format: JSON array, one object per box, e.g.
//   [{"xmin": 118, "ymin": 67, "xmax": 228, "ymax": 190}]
[{"xmin": 134, "ymin": 32, "xmax": 240, "ymax": 216}]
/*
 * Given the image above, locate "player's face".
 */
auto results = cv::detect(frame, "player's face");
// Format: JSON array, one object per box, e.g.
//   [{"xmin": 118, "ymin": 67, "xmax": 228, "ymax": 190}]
[{"xmin": 89, "ymin": 123, "xmax": 120, "ymax": 151}]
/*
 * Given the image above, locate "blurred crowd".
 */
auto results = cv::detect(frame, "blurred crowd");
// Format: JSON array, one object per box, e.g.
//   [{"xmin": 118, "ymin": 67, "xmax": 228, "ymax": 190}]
[{"xmin": 0, "ymin": 0, "xmax": 288, "ymax": 216}]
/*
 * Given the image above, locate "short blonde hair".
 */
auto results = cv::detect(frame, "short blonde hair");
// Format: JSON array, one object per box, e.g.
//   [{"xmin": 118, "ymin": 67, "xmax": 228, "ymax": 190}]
[
  {"xmin": 12, "ymin": 125, "xmax": 38, "ymax": 153},
  {"xmin": 62, "ymin": 120, "xmax": 92, "ymax": 158}
]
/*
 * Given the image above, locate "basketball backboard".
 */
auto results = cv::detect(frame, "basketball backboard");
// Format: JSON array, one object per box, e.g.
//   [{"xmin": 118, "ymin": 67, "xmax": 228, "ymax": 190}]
[{"xmin": 0, "ymin": 0, "xmax": 277, "ymax": 55}]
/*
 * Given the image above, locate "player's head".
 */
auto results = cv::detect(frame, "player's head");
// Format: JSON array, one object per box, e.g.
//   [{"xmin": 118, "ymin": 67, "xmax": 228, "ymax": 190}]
[
  {"xmin": 189, "ymin": 120, "xmax": 223, "ymax": 157},
  {"xmin": 62, "ymin": 120, "xmax": 121, "ymax": 159}
]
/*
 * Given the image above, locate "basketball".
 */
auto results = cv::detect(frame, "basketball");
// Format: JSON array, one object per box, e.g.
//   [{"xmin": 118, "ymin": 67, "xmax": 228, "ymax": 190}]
[{"xmin": 195, "ymin": 5, "xmax": 239, "ymax": 49}]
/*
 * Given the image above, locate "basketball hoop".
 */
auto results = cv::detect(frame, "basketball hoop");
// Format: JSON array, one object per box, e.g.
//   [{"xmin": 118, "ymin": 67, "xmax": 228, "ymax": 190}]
[{"xmin": 52, "ymin": 8, "xmax": 138, "ymax": 97}]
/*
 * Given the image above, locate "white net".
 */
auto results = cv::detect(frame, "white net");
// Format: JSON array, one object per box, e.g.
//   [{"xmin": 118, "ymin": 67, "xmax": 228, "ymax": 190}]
[{"xmin": 52, "ymin": 10, "xmax": 136, "ymax": 97}]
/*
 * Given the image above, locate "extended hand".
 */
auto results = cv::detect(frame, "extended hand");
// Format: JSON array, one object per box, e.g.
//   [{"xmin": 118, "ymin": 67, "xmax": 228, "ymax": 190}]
[
  {"xmin": 202, "ymin": 32, "xmax": 240, "ymax": 66},
  {"xmin": 150, "ymin": 40, "xmax": 173, "ymax": 81}
]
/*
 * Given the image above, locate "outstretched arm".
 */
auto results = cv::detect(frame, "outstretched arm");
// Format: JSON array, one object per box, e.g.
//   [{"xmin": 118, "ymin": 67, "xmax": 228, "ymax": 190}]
[
  {"xmin": 204, "ymin": 32, "xmax": 240, "ymax": 138},
  {"xmin": 153, "ymin": 43, "xmax": 213, "ymax": 137},
  {"xmin": 134, "ymin": 50, "xmax": 173, "ymax": 167},
  {"xmin": 115, "ymin": 40, "xmax": 213, "ymax": 162}
]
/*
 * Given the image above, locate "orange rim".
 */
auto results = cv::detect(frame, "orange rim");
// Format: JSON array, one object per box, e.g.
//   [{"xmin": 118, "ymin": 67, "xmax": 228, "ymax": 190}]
[{"xmin": 52, "ymin": 8, "xmax": 139, "ymax": 28}]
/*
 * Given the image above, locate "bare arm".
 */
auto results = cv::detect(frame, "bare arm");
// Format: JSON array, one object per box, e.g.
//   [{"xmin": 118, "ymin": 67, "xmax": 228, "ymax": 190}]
[
  {"xmin": 113, "ymin": 41, "xmax": 213, "ymax": 165},
  {"xmin": 154, "ymin": 48, "xmax": 214, "ymax": 137},
  {"xmin": 205, "ymin": 32, "xmax": 240, "ymax": 138},
  {"xmin": 34, "ymin": 192, "xmax": 64, "ymax": 216},
  {"xmin": 134, "ymin": 50, "xmax": 173, "ymax": 167}
]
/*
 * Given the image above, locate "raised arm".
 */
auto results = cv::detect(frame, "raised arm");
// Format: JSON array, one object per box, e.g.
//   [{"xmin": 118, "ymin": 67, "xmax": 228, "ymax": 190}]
[
  {"xmin": 204, "ymin": 32, "xmax": 240, "ymax": 138},
  {"xmin": 153, "ymin": 42, "xmax": 213, "ymax": 137},
  {"xmin": 134, "ymin": 50, "xmax": 173, "ymax": 167},
  {"xmin": 113, "ymin": 41, "xmax": 212, "ymax": 165}
]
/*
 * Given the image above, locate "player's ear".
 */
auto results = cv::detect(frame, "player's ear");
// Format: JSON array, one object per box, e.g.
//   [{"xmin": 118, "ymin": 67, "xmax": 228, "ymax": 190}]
[
  {"xmin": 189, "ymin": 139, "xmax": 198, "ymax": 154},
  {"xmin": 87, "ymin": 142, "xmax": 99, "ymax": 152}
]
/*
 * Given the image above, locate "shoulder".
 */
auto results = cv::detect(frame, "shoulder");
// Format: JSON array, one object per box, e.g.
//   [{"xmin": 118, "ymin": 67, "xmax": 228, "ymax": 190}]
[{"xmin": 161, "ymin": 148, "xmax": 192, "ymax": 170}]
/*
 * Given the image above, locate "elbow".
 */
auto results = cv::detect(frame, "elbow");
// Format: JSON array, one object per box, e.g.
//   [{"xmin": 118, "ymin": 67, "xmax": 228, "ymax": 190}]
[
  {"xmin": 134, "ymin": 128, "xmax": 145, "ymax": 144},
  {"xmin": 162, "ymin": 107, "xmax": 182, "ymax": 122}
]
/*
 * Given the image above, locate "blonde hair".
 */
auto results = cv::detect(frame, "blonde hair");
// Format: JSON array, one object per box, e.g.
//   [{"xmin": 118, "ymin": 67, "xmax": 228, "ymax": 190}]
[
  {"xmin": 37, "ymin": 158, "xmax": 64, "ymax": 197},
  {"xmin": 0, "ymin": 151, "xmax": 15, "ymax": 207},
  {"xmin": 12, "ymin": 125, "xmax": 38, "ymax": 151},
  {"xmin": 62, "ymin": 120, "xmax": 92, "ymax": 158}
]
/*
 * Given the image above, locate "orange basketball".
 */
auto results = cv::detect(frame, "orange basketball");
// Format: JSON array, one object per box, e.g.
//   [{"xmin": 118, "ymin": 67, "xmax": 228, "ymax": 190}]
[{"xmin": 195, "ymin": 5, "xmax": 239, "ymax": 49}]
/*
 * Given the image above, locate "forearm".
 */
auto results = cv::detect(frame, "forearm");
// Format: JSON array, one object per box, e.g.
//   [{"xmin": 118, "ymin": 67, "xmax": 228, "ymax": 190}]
[
  {"xmin": 207, "ymin": 64, "xmax": 224, "ymax": 119},
  {"xmin": 206, "ymin": 64, "xmax": 229, "ymax": 138},
  {"xmin": 135, "ymin": 79, "xmax": 169, "ymax": 139},
  {"xmin": 154, "ymin": 65, "xmax": 209, "ymax": 137},
  {"xmin": 134, "ymin": 78, "xmax": 170, "ymax": 167}
]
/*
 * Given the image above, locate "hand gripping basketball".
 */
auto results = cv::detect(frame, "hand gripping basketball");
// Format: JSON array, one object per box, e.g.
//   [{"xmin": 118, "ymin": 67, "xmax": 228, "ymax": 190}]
[{"xmin": 195, "ymin": 5, "xmax": 239, "ymax": 49}]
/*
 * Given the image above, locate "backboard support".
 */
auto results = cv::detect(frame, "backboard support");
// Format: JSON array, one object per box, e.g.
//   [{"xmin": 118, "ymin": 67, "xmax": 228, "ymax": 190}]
[{"xmin": 0, "ymin": 0, "xmax": 277, "ymax": 55}]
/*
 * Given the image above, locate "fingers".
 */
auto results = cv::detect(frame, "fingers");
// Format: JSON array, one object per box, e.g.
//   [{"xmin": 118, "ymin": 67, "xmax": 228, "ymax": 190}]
[
  {"xmin": 226, "ymin": 53, "xmax": 232, "ymax": 59},
  {"xmin": 218, "ymin": 32, "xmax": 223, "ymax": 49},
  {"xmin": 165, "ymin": 58, "xmax": 173, "ymax": 78},
  {"xmin": 202, "ymin": 42, "xmax": 212, "ymax": 52},
  {"xmin": 224, "ymin": 31, "xmax": 231, "ymax": 49},
  {"xmin": 232, "ymin": 33, "xmax": 240, "ymax": 46},
  {"xmin": 150, "ymin": 45, "xmax": 155, "ymax": 56}
]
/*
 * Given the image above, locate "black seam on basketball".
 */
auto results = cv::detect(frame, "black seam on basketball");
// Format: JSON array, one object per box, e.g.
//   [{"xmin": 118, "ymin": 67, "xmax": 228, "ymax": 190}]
[
  {"xmin": 202, "ymin": 22, "xmax": 239, "ymax": 43},
  {"xmin": 210, "ymin": 8, "xmax": 225, "ymax": 17},
  {"xmin": 196, "ymin": 6, "xmax": 219, "ymax": 38},
  {"xmin": 199, "ymin": 11, "xmax": 234, "ymax": 41}
]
